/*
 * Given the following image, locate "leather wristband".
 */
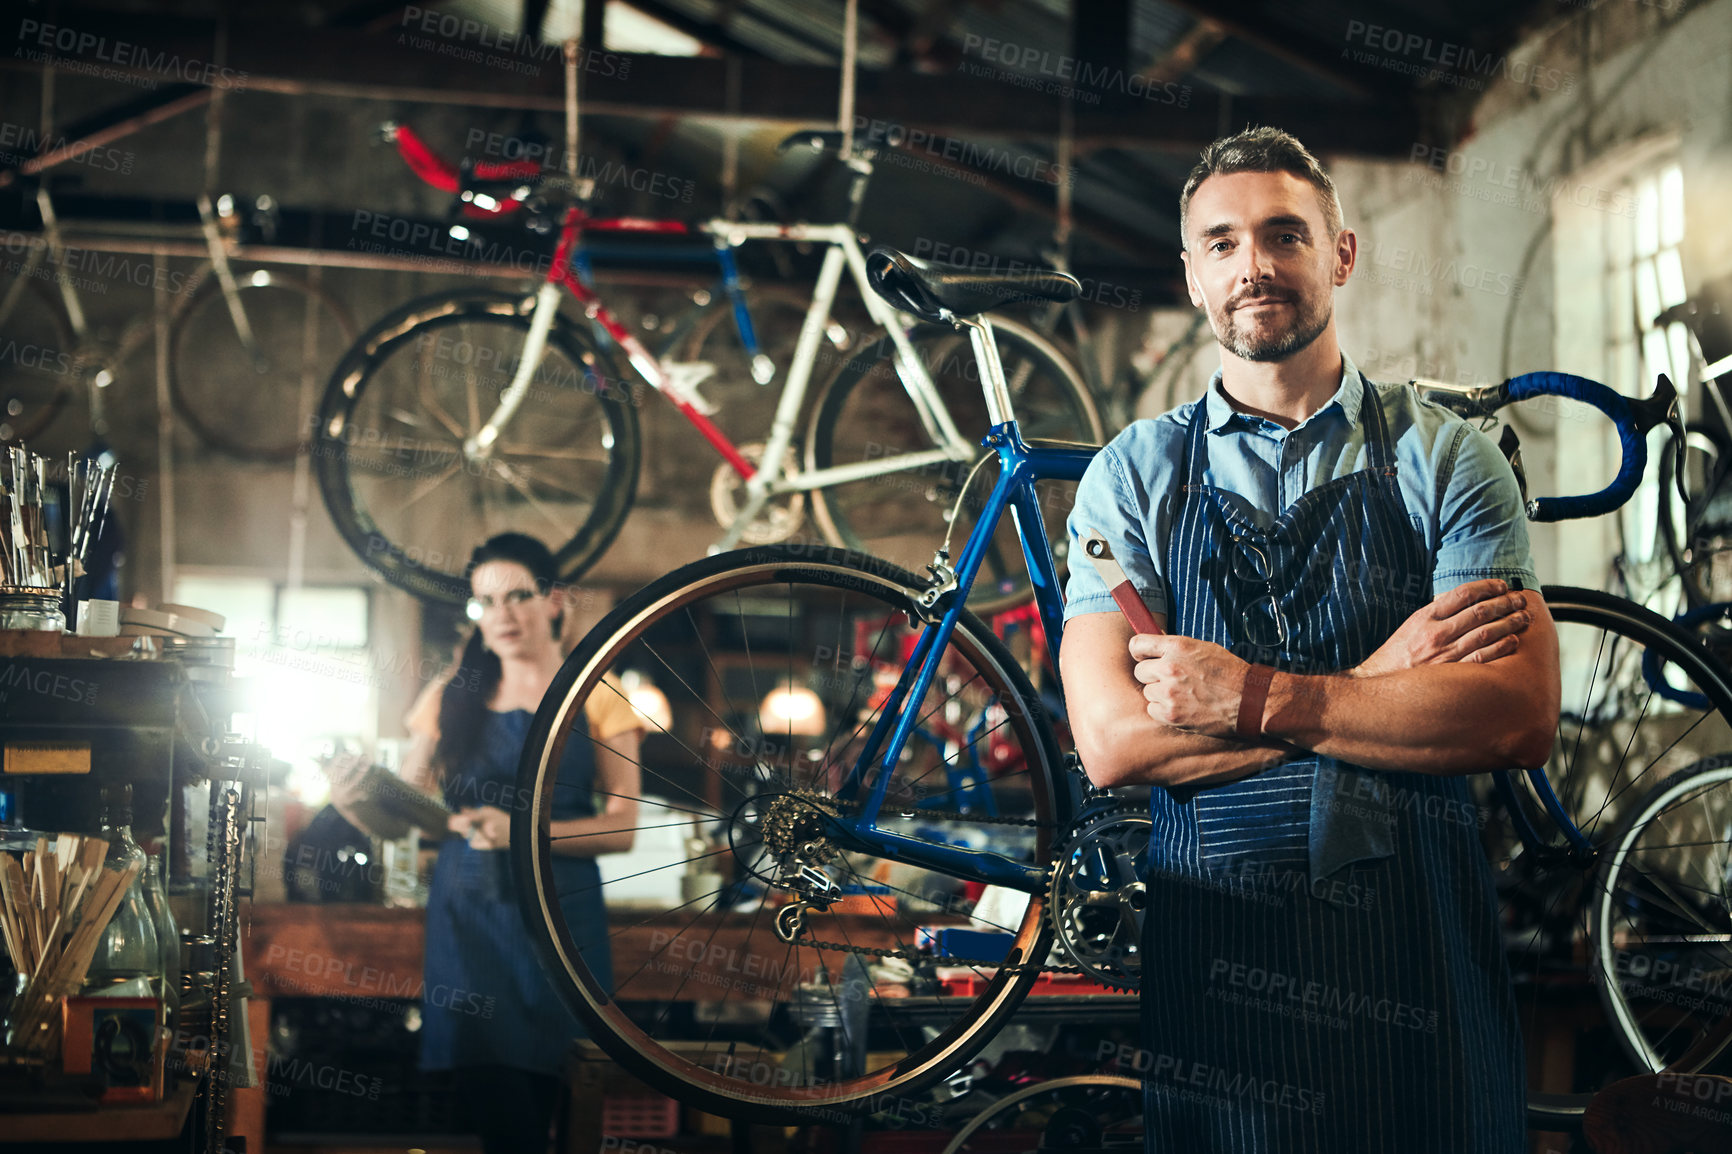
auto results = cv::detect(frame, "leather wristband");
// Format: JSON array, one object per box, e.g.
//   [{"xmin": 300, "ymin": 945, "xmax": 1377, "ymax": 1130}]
[{"xmin": 1236, "ymin": 664, "xmax": 1276, "ymax": 740}]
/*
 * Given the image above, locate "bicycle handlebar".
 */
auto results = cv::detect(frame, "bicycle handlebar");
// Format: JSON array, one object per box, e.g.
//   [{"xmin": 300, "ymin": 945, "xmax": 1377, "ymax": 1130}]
[
  {"xmin": 385, "ymin": 122, "xmax": 547, "ymax": 219},
  {"xmin": 1505, "ymin": 372, "xmax": 1648, "ymax": 522},
  {"xmin": 1416, "ymin": 372, "xmax": 1680, "ymax": 522}
]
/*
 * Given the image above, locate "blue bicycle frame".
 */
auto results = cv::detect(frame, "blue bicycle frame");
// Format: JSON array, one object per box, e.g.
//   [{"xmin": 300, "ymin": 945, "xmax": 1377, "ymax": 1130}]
[
  {"xmin": 807, "ymin": 326, "xmax": 1602, "ymax": 895},
  {"xmin": 813, "ymin": 316, "xmax": 1095, "ymax": 895},
  {"xmin": 573, "ymin": 237, "xmax": 764, "ymax": 365}
]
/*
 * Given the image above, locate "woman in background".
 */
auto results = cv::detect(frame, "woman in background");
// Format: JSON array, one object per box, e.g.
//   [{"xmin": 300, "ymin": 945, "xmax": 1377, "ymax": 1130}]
[{"xmin": 335, "ymin": 532, "xmax": 642, "ymax": 1153}]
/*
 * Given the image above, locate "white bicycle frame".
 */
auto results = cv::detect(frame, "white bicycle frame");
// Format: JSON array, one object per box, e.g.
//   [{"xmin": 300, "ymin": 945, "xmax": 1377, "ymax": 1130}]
[{"xmin": 467, "ymin": 217, "xmax": 982, "ymax": 554}]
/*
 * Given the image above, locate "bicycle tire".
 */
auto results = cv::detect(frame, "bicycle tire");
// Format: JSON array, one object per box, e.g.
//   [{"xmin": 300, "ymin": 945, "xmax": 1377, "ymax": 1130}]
[
  {"xmin": 170, "ymin": 268, "xmax": 357, "ymax": 461},
  {"xmin": 314, "ymin": 288, "xmax": 640, "ymax": 605},
  {"xmin": 512, "ymin": 544, "xmax": 1064, "ymax": 1120},
  {"xmin": 0, "ymin": 272, "xmax": 76, "ymax": 444},
  {"xmin": 805, "ymin": 317, "xmax": 1103, "ymax": 616},
  {"xmin": 1495, "ymin": 586, "xmax": 1732, "ymax": 1126},
  {"xmin": 940, "ymin": 1074, "xmax": 1143, "ymax": 1154},
  {"xmin": 1591, "ymin": 755, "xmax": 1732, "ymax": 1076}
]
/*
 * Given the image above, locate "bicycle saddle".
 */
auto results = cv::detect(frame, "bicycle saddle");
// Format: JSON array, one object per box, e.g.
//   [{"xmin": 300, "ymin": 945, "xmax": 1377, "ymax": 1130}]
[{"xmin": 866, "ymin": 245, "xmax": 1081, "ymax": 325}]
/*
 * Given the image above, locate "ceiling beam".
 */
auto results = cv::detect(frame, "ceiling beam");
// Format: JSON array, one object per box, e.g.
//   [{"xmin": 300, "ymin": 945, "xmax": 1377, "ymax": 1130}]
[
  {"xmin": 880, "ymin": 139, "xmax": 1178, "ymax": 268},
  {"xmin": 0, "ymin": 15, "xmax": 1425, "ymax": 157},
  {"xmin": 0, "ymin": 84, "xmax": 213, "ymax": 190},
  {"xmin": 1136, "ymin": 18, "xmax": 1228, "ymax": 86},
  {"xmin": 1153, "ymin": 0, "xmax": 1391, "ymax": 99}
]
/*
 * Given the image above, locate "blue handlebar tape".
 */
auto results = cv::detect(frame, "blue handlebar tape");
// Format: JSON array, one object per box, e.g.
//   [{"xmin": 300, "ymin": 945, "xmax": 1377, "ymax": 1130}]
[{"xmin": 1502, "ymin": 372, "xmax": 1645, "ymax": 522}]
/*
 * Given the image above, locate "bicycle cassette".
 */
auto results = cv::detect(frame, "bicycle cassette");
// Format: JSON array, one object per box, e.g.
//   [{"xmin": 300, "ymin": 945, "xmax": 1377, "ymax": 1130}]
[{"xmin": 1047, "ymin": 804, "xmax": 1150, "ymax": 993}]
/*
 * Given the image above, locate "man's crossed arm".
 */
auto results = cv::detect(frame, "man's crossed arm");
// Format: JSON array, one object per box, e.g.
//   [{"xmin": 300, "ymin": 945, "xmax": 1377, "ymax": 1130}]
[{"xmin": 1060, "ymin": 579, "xmax": 1560, "ymax": 792}]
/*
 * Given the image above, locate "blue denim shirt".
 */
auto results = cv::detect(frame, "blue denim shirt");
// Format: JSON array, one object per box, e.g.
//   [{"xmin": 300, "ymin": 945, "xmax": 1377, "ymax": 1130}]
[{"xmin": 1063, "ymin": 355, "xmax": 1537, "ymax": 624}]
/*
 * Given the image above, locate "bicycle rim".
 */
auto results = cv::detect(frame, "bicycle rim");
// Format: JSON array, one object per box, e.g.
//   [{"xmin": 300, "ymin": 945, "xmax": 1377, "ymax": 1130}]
[
  {"xmin": 314, "ymin": 290, "xmax": 640, "ymax": 605},
  {"xmin": 0, "ymin": 274, "xmax": 74, "ymax": 444},
  {"xmin": 1494, "ymin": 586, "xmax": 1732, "ymax": 1125},
  {"xmin": 170, "ymin": 270, "xmax": 356, "ymax": 461},
  {"xmin": 513, "ymin": 545, "xmax": 1063, "ymax": 1119},
  {"xmin": 805, "ymin": 318, "xmax": 1102, "ymax": 616},
  {"xmin": 1593, "ymin": 756, "xmax": 1732, "ymax": 1074},
  {"xmin": 941, "ymin": 1075, "xmax": 1143, "ymax": 1154}
]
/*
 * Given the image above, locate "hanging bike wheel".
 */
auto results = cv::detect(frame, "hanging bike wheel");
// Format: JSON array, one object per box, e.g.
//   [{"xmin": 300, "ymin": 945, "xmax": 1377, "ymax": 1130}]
[
  {"xmin": 805, "ymin": 318, "xmax": 1103, "ymax": 616},
  {"xmin": 1491, "ymin": 586, "xmax": 1732, "ymax": 1128},
  {"xmin": 314, "ymin": 289, "xmax": 640, "ymax": 605},
  {"xmin": 1592, "ymin": 755, "xmax": 1732, "ymax": 1076},
  {"xmin": 512, "ymin": 545, "xmax": 1064, "ymax": 1120},
  {"xmin": 0, "ymin": 270, "xmax": 75, "ymax": 444},
  {"xmin": 170, "ymin": 268, "xmax": 356, "ymax": 461}
]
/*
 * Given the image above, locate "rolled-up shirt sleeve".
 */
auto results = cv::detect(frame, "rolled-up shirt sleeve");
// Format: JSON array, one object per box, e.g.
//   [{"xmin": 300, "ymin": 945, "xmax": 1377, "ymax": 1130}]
[
  {"xmin": 1431, "ymin": 422, "xmax": 1540, "ymax": 593},
  {"xmin": 1064, "ymin": 441, "xmax": 1168, "ymax": 621}
]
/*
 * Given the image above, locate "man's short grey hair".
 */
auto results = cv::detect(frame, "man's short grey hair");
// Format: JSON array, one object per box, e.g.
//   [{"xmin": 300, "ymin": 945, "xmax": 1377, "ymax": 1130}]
[{"xmin": 1178, "ymin": 127, "xmax": 1344, "ymax": 250}]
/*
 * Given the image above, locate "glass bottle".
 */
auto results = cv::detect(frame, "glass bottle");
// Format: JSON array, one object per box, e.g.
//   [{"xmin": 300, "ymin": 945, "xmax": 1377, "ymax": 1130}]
[
  {"xmin": 83, "ymin": 786, "xmax": 162, "ymax": 1000},
  {"xmin": 140, "ymin": 853, "xmax": 181, "ymax": 1026}
]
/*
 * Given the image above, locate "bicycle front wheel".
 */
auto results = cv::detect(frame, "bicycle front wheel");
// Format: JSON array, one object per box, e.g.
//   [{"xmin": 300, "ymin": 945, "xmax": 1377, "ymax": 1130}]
[
  {"xmin": 513, "ymin": 545, "xmax": 1065, "ymax": 1120},
  {"xmin": 170, "ymin": 268, "xmax": 356, "ymax": 460},
  {"xmin": 314, "ymin": 289, "xmax": 640, "ymax": 605},
  {"xmin": 806, "ymin": 318, "xmax": 1103, "ymax": 616},
  {"xmin": 1592, "ymin": 755, "xmax": 1732, "ymax": 1075},
  {"xmin": 1492, "ymin": 586, "xmax": 1732, "ymax": 1127}
]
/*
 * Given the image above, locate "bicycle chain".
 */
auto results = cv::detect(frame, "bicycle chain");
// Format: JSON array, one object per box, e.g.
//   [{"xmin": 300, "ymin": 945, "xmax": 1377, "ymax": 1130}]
[{"xmin": 772, "ymin": 793, "xmax": 1081, "ymax": 973}]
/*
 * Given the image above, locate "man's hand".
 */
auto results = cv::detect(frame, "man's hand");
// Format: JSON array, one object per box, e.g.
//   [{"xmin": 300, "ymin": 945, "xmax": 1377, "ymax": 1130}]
[
  {"xmin": 450, "ymin": 805, "xmax": 511, "ymax": 850},
  {"xmin": 1354, "ymin": 579, "xmax": 1530, "ymax": 678},
  {"xmin": 1129, "ymin": 634, "xmax": 1252, "ymax": 739}
]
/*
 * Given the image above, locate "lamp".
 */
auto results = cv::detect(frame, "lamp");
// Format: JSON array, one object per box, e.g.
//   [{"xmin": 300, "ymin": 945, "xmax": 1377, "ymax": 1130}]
[
  {"xmin": 618, "ymin": 669, "xmax": 672, "ymax": 732},
  {"xmin": 759, "ymin": 680, "xmax": 825, "ymax": 737}
]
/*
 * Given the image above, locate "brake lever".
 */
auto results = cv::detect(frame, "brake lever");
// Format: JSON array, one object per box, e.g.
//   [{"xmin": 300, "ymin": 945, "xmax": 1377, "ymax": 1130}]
[{"xmin": 1632, "ymin": 374, "xmax": 1690, "ymax": 511}]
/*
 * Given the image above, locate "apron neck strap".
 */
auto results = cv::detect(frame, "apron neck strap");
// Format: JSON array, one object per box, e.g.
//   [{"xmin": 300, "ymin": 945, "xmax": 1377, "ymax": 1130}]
[{"xmin": 1184, "ymin": 377, "xmax": 1398, "ymax": 486}]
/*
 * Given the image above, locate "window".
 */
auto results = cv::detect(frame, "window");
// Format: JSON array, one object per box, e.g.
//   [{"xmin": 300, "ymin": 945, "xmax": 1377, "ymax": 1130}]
[
  {"xmin": 1607, "ymin": 160, "xmax": 1690, "ymax": 578},
  {"xmin": 172, "ymin": 574, "xmax": 376, "ymax": 803}
]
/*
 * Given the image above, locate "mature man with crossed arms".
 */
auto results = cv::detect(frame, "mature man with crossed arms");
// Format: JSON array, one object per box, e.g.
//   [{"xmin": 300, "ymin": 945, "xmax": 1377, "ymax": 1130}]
[{"xmin": 1061, "ymin": 127, "xmax": 1559, "ymax": 1151}]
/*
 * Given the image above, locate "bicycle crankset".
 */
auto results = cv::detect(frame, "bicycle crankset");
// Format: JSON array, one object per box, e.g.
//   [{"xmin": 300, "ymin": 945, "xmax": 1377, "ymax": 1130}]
[
  {"xmin": 1047, "ymin": 804, "xmax": 1150, "ymax": 993},
  {"xmin": 710, "ymin": 441, "xmax": 807, "ymax": 544}
]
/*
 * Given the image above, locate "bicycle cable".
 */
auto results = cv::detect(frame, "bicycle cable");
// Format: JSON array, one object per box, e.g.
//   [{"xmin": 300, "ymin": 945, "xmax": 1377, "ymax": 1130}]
[{"xmin": 938, "ymin": 452, "xmax": 998, "ymax": 560}]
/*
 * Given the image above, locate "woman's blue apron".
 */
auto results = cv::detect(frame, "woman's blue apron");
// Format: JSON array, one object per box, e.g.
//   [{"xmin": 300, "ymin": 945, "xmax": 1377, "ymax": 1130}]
[
  {"xmin": 421, "ymin": 708, "xmax": 611, "ymax": 1075},
  {"xmin": 1139, "ymin": 387, "xmax": 1525, "ymax": 1151}
]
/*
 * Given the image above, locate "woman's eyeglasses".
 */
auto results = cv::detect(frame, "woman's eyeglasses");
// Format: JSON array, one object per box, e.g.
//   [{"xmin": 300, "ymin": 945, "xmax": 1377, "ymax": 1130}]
[
  {"xmin": 1231, "ymin": 535, "xmax": 1288, "ymax": 649},
  {"xmin": 466, "ymin": 588, "xmax": 540, "ymax": 621}
]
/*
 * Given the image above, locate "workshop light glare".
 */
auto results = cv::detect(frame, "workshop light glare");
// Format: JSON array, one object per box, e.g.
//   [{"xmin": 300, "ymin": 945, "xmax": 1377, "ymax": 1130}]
[
  {"xmin": 759, "ymin": 682, "xmax": 824, "ymax": 736},
  {"xmin": 619, "ymin": 669, "xmax": 672, "ymax": 731}
]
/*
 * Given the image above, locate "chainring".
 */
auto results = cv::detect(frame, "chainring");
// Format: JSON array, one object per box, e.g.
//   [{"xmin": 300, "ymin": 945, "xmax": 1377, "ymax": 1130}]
[{"xmin": 1046, "ymin": 804, "xmax": 1150, "ymax": 993}]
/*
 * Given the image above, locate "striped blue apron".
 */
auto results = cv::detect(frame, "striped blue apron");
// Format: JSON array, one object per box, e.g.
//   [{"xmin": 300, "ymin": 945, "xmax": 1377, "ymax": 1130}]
[
  {"xmin": 421, "ymin": 708, "xmax": 610, "ymax": 1075},
  {"xmin": 1139, "ymin": 387, "xmax": 1525, "ymax": 1151}
]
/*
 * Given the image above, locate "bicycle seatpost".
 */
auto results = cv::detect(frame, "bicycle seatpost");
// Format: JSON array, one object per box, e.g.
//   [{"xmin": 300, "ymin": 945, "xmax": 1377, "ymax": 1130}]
[{"xmin": 843, "ymin": 154, "xmax": 875, "ymax": 229}]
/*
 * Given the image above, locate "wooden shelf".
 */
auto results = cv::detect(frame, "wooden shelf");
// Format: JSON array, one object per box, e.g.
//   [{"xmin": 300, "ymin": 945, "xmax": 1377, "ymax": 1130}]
[{"xmin": 0, "ymin": 1079, "xmax": 195, "ymax": 1143}]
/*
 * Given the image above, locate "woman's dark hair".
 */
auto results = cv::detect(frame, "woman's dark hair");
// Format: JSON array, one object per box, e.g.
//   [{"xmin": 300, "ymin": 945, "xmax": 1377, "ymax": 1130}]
[{"xmin": 432, "ymin": 533, "xmax": 564, "ymax": 781}]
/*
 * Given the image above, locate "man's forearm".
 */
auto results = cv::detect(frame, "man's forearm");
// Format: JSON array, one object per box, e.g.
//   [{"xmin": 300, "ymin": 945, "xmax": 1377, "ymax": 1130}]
[
  {"xmin": 1082, "ymin": 710, "xmax": 1290, "ymax": 790},
  {"xmin": 1262, "ymin": 661, "xmax": 1554, "ymax": 773}
]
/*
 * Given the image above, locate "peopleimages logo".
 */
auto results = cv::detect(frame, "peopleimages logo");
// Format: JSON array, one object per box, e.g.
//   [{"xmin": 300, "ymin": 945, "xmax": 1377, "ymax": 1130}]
[
  {"xmin": 15, "ymin": 18, "xmax": 249, "ymax": 89},
  {"xmin": 959, "ymin": 35, "xmax": 1191, "ymax": 107},
  {"xmin": 1342, "ymin": 20, "xmax": 1572, "ymax": 93}
]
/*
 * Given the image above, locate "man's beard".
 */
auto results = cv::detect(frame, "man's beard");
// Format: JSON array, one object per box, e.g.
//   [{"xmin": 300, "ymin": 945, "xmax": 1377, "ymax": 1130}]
[{"xmin": 1212, "ymin": 287, "xmax": 1331, "ymax": 363}]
